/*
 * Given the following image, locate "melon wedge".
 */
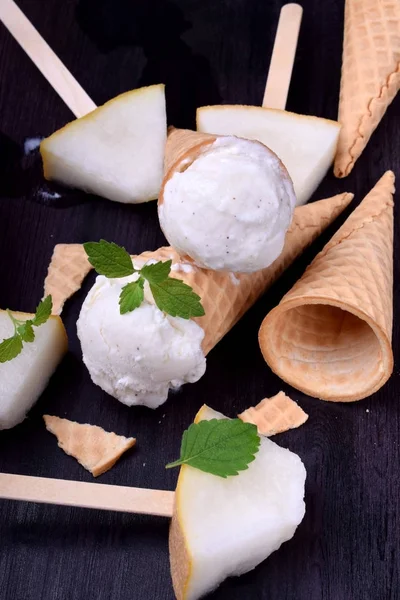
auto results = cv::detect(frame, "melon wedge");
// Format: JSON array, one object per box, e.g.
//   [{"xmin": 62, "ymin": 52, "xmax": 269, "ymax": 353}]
[
  {"xmin": 41, "ymin": 84, "xmax": 167, "ymax": 204},
  {"xmin": 169, "ymin": 405, "xmax": 306, "ymax": 599},
  {"xmin": 197, "ymin": 105, "xmax": 340, "ymax": 206},
  {"xmin": 0, "ymin": 311, "xmax": 67, "ymax": 429}
]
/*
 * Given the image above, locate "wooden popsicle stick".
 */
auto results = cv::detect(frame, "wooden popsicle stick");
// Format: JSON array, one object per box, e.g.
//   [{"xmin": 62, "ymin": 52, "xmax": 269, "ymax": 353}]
[
  {"xmin": 262, "ymin": 3, "xmax": 303, "ymax": 110},
  {"xmin": 0, "ymin": 0, "xmax": 97, "ymax": 118},
  {"xmin": 0, "ymin": 473, "xmax": 174, "ymax": 518}
]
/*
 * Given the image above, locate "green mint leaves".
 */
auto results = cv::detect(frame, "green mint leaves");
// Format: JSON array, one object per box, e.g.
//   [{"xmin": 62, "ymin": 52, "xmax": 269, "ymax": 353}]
[
  {"xmin": 31, "ymin": 295, "xmax": 53, "ymax": 326},
  {"xmin": 0, "ymin": 335, "xmax": 23, "ymax": 363},
  {"xmin": 84, "ymin": 240, "xmax": 205, "ymax": 320},
  {"xmin": 119, "ymin": 280, "xmax": 144, "ymax": 314},
  {"xmin": 166, "ymin": 418, "xmax": 260, "ymax": 478},
  {"xmin": 141, "ymin": 260, "xmax": 172, "ymax": 284},
  {"xmin": 83, "ymin": 240, "xmax": 134, "ymax": 278},
  {"xmin": 0, "ymin": 296, "xmax": 53, "ymax": 363},
  {"xmin": 150, "ymin": 278, "xmax": 203, "ymax": 319}
]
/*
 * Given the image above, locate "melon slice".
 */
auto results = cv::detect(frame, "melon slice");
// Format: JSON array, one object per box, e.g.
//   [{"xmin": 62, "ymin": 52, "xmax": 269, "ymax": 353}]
[
  {"xmin": 169, "ymin": 404, "xmax": 306, "ymax": 599},
  {"xmin": 197, "ymin": 105, "xmax": 340, "ymax": 206},
  {"xmin": 0, "ymin": 311, "xmax": 67, "ymax": 430},
  {"xmin": 41, "ymin": 84, "xmax": 167, "ymax": 204}
]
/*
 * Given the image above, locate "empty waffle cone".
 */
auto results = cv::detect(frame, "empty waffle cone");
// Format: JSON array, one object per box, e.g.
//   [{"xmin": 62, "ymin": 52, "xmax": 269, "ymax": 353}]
[
  {"xmin": 137, "ymin": 192, "xmax": 353, "ymax": 355},
  {"xmin": 44, "ymin": 244, "xmax": 92, "ymax": 314},
  {"xmin": 334, "ymin": 0, "xmax": 400, "ymax": 178},
  {"xmin": 259, "ymin": 171, "xmax": 395, "ymax": 402},
  {"xmin": 44, "ymin": 415, "xmax": 136, "ymax": 477}
]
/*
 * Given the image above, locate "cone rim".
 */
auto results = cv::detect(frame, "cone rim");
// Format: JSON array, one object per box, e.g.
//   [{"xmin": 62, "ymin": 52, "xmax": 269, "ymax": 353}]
[{"xmin": 259, "ymin": 295, "xmax": 393, "ymax": 402}]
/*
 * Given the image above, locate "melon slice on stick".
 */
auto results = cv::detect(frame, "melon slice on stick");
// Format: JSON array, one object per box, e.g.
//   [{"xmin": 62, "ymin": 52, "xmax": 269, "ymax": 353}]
[
  {"xmin": 40, "ymin": 84, "xmax": 167, "ymax": 204},
  {"xmin": 169, "ymin": 405, "xmax": 306, "ymax": 600},
  {"xmin": 0, "ymin": 310, "xmax": 67, "ymax": 430},
  {"xmin": 0, "ymin": 403, "xmax": 305, "ymax": 600},
  {"xmin": 197, "ymin": 4, "xmax": 340, "ymax": 206},
  {"xmin": 0, "ymin": 2, "xmax": 167, "ymax": 204}
]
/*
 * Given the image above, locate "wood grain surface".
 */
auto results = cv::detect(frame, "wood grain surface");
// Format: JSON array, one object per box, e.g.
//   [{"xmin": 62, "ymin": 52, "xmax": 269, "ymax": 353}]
[{"xmin": 0, "ymin": 0, "xmax": 399, "ymax": 599}]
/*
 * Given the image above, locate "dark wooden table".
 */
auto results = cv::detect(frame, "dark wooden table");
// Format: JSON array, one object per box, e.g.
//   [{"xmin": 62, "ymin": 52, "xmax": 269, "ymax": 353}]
[{"xmin": 0, "ymin": 0, "xmax": 399, "ymax": 598}]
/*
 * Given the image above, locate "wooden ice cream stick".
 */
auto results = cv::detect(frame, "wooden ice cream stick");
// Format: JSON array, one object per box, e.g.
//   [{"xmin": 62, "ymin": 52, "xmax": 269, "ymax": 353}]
[
  {"xmin": 262, "ymin": 3, "xmax": 303, "ymax": 110},
  {"xmin": 0, "ymin": 473, "xmax": 174, "ymax": 518},
  {"xmin": 0, "ymin": 0, "xmax": 96, "ymax": 118},
  {"xmin": 0, "ymin": 0, "xmax": 301, "ymax": 117}
]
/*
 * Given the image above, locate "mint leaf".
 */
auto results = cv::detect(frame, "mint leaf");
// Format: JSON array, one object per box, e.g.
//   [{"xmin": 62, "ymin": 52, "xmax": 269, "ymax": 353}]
[
  {"xmin": 0, "ymin": 335, "xmax": 23, "ymax": 363},
  {"xmin": 82, "ymin": 240, "xmax": 204, "ymax": 319},
  {"xmin": 1, "ymin": 299, "xmax": 53, "ymax": 364},
  {"xmin": 32, "ymin": 296, "xmax": 52, "ymax": 326},
  {"xmin": 166, "ymin": 419, "xmax": 260, "ymax": 478},
  {"xmin": 83, "ymin": 240, "xmax": 134, "ymax": 278},
  {"xmin": 141, "ymin": 260, "xmax": 172, "ymax": 284},
  {"xmin": 119, "ymin": 279, "xmax": 145, "ymax": 314},
  {"xmin": 150, "ymin": 279, "xmax": 204, "ymax": 319},
  {"xmin": 17, "ymin": 321, "xmax": 35, "ymax": 342}
]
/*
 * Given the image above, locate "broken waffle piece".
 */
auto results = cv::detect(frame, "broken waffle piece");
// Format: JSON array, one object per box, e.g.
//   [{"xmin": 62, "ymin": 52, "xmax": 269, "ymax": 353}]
[
  {"xmin": 44, "ymin": 244, "xmax": 92, "ymax": 315},
  {"xmin": 43, "ymin": 415, "xmax": 136, "ymax": 477},
  {"xmin": 238, "ymin": 391, "xmax": 308, "ymax": 436}
]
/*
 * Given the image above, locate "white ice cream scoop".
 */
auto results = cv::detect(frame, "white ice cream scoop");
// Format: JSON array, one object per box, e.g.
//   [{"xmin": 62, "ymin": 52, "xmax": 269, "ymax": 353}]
[
  {"xmin": 158, "ymin": 132, "xmax": 296, "ymax": 273},
  {"xmin": 77, "ymin": 267, "xmax": 206, "ymax": 409}
]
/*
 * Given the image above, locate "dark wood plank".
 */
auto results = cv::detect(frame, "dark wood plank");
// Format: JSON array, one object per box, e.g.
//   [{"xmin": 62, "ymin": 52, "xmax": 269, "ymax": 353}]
[{"xmin": 0, "ymin": 0, "xmax": 399, "ymax": 598}]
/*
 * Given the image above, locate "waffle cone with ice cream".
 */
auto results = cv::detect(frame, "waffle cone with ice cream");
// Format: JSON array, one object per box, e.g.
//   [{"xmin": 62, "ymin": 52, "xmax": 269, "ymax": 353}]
[
  {"xmin": 76, "ymin": 192, "xmax": 352, "ymax": 409},
  {"xmin": 158, "ymin": 127, "xmax": 297, "ymax": 273},
  {"xmin": 259, "ymin": 171, "xmax": 395, "ymax": 402},
  {"xmin": 142, "ymin": 192, "xmax": 353, "ymax": 355},
  {"xmin": 161, "ymin": 127, "xmax": 291, "ymax": 187}
]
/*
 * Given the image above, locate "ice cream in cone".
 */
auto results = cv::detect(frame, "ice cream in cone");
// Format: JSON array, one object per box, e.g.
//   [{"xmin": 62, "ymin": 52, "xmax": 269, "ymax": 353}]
[
  {"xmin": 146, "ymin": 192, "xmax": 353, "ymax": 356},
  {"xmin": 334, "ymin": 0, "xmax": 400, "ymax": 178},
  {"xmin": 77, "ymin": 192, "xmax": 353, "ymax": 408},
  {"xmin": 158, "ymin": 128, "xmax": 297, "ymax": 273},
  {"xmin": 259, "ymin": 171, "xmax": 395, "ymax": 402}
]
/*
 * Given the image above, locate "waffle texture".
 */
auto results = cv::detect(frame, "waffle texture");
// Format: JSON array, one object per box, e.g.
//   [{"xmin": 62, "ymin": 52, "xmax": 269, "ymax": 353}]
[
  {"xmin": 140, "ymin": 192, "xmax": 353, "ymax": 355},
  {"xmin": 239, "ymin": 391, "xmax": 308, "ymax": 436},
  {"xmin": 44, "ymin": 415, "xmax": 136, "ymax": 477},
  {"xmin": 42, "ymin": 193, "xmax": 352, "ymax": 356},
  {"xmin": 334, "ymin": 0, "xmax": 400, "ymax": 177},
  {"xmin": 162, "ymin": 127, "xmax": 217, "ymax": 178},
  {"xmin": 44, "ymin": 244, "xmax": 92, "ymax": 314},
  {"xmin": 259, "ymin": 171, "xmax": 394, "ymax": 402}
]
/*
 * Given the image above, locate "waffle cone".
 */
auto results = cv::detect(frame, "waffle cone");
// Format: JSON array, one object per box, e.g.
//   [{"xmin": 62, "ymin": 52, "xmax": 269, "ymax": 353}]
[
  {"xmin": 44, "ymin": 415, "xmax": 136, "ymax": 477},
  {"xmin": 239, "ymin": 391, "xmax": 308, "ymax": 436},
  {"xmin": 334, "ymin": 0, "xmax": 400, "ymax": 178},
  {"xmin": 44, "ymin": 244, "xmax": 92, "ymax": 314},
  {"xmin": 159, "ymin": 127, "xmax": 293, "ymax": 225},
  {"xmin": 259, "ymin": 171, "xmax": 395, "ymax": 402},
  {"xmin": 136, "ymin": 192, "xmax": 353, "ymax": 355},
  {"xmin": 162, "ymin": 127, "xmax": 217, "ymax": 183}
]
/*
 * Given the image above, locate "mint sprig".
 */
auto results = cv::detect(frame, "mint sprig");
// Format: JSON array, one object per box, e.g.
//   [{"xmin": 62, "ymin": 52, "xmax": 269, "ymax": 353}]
[
  {"xmin": 31, "ymin": 295, "xmax": 53, "ymax": 326},
  {"xmin": 166, "ymin": 418, "xmax": 260, "ymax": 478},
  {"xmin": 83, "ymin": 240, "xmax": 135, "ymax": 278},
  {"xmin": 119, "ymin": 280, "xmax": 144, "ymax": 314},
  {"xmin": 150, "ymin": 278, "xmax": 204, "ymax": 318},
  {"xmin": 0, "ymin": 296, "xmax": 53, "ymax": 363},
  {"xmin": 0, "ymin": 335, "xmax": 23, "ymax": 362},
  {"xmin": 84, "ymin": 240, "xmax": 205, "ymax": 320},
  {"xmin": 141, "ymin": 260, "xmax": 172, "ymax": 283}
]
